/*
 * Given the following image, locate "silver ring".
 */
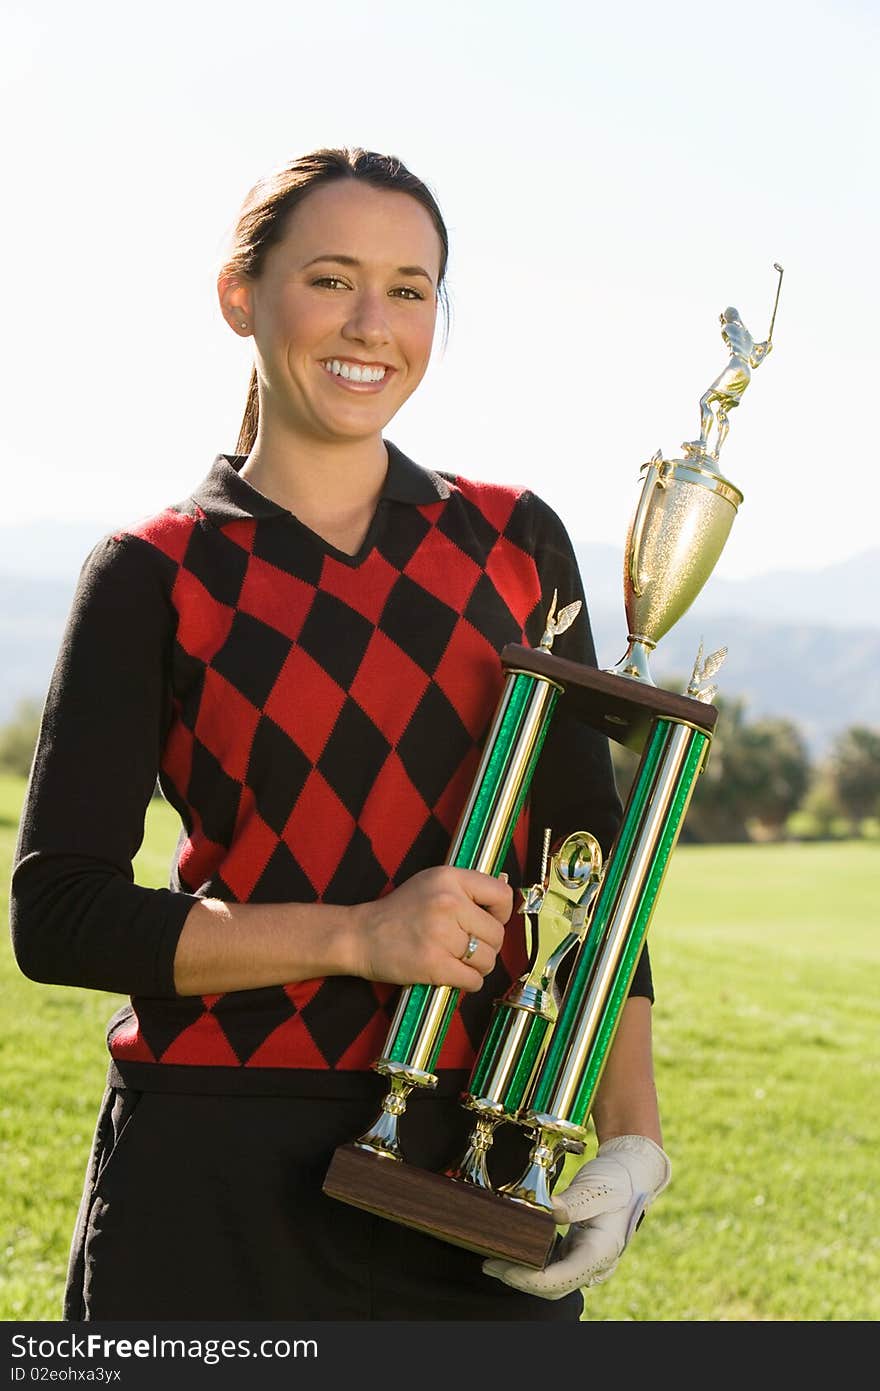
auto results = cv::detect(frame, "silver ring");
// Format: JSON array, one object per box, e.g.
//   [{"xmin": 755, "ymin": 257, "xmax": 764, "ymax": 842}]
[{"xmin": 462, "ymin": 935, "xmax": 479, "ymax": 962}]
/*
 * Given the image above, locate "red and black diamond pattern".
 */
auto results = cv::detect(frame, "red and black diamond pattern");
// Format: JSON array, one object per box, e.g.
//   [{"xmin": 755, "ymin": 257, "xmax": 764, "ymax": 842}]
[{"xmin": 109, "ymin": 447, "xmax": 559, "ymax": 1084}]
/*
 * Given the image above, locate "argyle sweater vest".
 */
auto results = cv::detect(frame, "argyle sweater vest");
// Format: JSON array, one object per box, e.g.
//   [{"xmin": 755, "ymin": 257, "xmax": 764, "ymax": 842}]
[{"xmin": 12, "ymin": 443, "xmax": 644, "ymax": 1098}]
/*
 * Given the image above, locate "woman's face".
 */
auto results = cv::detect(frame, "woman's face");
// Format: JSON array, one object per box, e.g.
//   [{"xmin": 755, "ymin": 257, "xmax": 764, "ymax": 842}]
[{"xmin": 228, "ymin": 179, "xmax": 443, "ymax": 448}]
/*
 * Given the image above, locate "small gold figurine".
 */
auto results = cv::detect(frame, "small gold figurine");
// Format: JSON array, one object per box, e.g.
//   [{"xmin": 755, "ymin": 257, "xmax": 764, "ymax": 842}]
[
  {"xmin": 683, "ymin": 263, "xmax": 783, "ymax": 464},
  {"xmin": 683, "ymin": 307, "xmax": 773, "ymax": 463}
]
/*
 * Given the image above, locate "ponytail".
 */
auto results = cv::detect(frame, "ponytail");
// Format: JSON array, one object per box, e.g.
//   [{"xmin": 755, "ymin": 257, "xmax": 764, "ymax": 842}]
[{"xmin": 236, "ymin": 367, "xmax": 260, "ymax": 456}]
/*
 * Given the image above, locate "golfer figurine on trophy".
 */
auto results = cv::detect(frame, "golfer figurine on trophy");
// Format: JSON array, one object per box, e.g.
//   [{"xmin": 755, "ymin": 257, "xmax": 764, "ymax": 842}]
[{"xmin": 324, "ymin": 265, "xmax": 783, "ymax": 1270}]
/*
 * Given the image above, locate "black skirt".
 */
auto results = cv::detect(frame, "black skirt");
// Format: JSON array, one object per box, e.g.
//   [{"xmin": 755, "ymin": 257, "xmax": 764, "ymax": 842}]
[{"xmin": 64, "ymin": 1082, "xmax": 585, "ymax": 1323}]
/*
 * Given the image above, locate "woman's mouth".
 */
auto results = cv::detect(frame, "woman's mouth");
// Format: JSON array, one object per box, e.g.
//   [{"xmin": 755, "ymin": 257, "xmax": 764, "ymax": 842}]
[{"xmin": 320, "ymin": 358, "xmax": 392, "ymax": 388}]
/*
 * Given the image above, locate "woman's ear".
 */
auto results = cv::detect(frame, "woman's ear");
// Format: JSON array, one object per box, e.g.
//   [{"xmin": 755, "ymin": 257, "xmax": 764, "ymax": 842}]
[{"xmin": 218, "ymin": 272, "xmax": 253, "ymax": 336}]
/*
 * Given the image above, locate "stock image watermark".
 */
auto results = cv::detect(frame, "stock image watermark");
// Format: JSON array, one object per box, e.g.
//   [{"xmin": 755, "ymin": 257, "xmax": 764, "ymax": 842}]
[{"xmin": 9, "ymin": 1332, "xmax": 318, "ymax": 1380}]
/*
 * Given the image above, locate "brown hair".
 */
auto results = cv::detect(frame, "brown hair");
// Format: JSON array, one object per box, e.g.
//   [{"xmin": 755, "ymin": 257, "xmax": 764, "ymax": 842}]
[{"xmin": 220, "ymin": 147, "xmax": 451, "ymax": 455}]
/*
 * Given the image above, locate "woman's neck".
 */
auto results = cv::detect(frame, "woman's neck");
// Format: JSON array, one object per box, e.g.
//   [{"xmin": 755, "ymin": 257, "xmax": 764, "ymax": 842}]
[{"xmin": 240, "ymin": 426, "xmax": 389, "ymax": 556}]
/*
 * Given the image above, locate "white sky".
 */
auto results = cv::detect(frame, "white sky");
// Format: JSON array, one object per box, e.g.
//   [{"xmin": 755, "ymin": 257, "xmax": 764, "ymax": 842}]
[{"xmin": 2, "ymin": 0, "xmax": 877, "ymax": 579}]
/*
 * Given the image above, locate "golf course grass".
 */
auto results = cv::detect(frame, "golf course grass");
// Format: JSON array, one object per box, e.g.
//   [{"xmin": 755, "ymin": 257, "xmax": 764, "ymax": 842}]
[{"xmin": 1, "ymin": 773, "xmax": 876, "ymax": 1321}]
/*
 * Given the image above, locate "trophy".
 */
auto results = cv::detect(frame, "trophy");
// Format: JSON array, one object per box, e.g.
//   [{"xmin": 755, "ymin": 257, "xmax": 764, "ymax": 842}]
[{"xmin": 324, "ymin": 266, "xmax": 783, "ymax": 1268}]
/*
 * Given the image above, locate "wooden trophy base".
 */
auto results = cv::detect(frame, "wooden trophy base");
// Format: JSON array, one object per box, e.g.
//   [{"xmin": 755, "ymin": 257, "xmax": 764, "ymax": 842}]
[
  {"xmin": 323, "ymin": 1144, "xmax": 557, "ymax": 1269},
  {"xmin": 500, "ymin": 644, "xmax": 718, "ymax": 749}
]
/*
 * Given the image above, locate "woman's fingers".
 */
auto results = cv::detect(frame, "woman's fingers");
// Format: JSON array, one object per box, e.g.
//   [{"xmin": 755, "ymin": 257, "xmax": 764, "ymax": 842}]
[
  {"xmin": 354, "ymin": 865, "xmax": 513, "ymax": 988},
  {"xmin": 456, "ymin": 867, "xmax": 514, "ymax": 925}
]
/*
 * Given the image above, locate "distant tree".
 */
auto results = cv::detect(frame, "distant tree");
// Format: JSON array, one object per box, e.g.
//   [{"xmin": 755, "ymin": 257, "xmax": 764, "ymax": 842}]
[
  {"xmin": 738, "ymin": 718, "xmax": 811, "ymax": 837},
  {"xmin": 788, "ymin": 768, "xmax": 849, "ymax": 841},
  {"xmin": 829, "ymin": 725, "xmax": 880, "ymax": 827},
  {"xmin": 676, "ymin": 698, "xmax": 810, "ymax": 842},
  {"xmin": 0, "ymin": 697, "xmax": 43, "ymax": 778}
]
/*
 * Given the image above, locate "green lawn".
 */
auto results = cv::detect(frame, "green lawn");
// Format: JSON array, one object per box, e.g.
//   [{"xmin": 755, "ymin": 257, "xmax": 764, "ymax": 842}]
[{"xmin": 1, "ymin": 772, "xmax": 877, "ymax": 1321}]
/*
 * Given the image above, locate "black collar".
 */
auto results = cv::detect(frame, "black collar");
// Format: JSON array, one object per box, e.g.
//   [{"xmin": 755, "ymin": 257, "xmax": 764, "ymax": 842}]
[{"xmin": 190, "ymin": 439, "xmax": 450, "ymax": 525}]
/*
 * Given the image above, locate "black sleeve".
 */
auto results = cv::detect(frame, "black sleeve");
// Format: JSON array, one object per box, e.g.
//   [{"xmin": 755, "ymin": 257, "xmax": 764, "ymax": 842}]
[
  {"xmin": 523, "ymin": 493, "xmax": 654, "ymax": 1002},
  {"xmin": 9, "ymin": 534, "xmax": 200, "ymax": 996}
]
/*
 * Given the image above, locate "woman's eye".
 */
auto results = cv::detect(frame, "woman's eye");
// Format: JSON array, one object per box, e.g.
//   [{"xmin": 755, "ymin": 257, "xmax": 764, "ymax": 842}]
[{"xmin": 310, "ymin": 277, "xmax": 424, "ymax": 300}]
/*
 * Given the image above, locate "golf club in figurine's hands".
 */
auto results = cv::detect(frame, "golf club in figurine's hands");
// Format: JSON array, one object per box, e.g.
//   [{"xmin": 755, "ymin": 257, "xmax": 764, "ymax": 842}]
[
  {"xmin": 482, "ymin": 1133, "xmax": 671, "ymax": 1298},
  {"xmin": 324, "ymin": 266, "xmax": 781, "ymax": 1278}
]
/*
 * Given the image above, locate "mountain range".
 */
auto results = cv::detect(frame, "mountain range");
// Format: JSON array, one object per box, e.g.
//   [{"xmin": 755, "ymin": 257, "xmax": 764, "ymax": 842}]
[{"xmin": 0, "ymin": 522, "xmax": 877, "ymax": 760}]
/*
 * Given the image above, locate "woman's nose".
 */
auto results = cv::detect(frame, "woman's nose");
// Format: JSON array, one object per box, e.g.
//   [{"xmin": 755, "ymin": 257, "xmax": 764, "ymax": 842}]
[{"xmin": 342, "ymin": 291, "xmax": 391, "ymax": 347}]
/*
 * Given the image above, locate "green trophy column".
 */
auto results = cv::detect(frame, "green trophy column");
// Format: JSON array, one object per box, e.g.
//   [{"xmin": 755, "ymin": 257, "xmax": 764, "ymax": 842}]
[
  {"xmin": 501, "ymin": 714, "xmax": 710, "ymax": 1209},
  {"xmin": 353, "ymin": 665, "xmax": 562, "ymax": 1160}
]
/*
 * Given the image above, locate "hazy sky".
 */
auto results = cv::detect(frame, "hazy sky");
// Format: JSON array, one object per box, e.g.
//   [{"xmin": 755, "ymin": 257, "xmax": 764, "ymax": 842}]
[{"xmin": 2, "ymin": 0, "xmax": 877, "ymax": 579}]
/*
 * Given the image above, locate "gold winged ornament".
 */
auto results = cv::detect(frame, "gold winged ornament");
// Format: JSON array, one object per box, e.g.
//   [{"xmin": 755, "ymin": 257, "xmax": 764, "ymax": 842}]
[
  {"xmin": 539, "ymin": 591, "xmax": 582, "ymax": 651},
  {"xmin": 686, "ymin": 641, "xmax": 728, "ymax": 705}
]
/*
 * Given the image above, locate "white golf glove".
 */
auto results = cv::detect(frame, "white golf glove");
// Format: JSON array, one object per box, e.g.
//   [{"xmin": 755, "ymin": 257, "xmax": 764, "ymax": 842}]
[{"xmin": 483, "ymin": 1134, "xmax": 671, "ymax": 1299}]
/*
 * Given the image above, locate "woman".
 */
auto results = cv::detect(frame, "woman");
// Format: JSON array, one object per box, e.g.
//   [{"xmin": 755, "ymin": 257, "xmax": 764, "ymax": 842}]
[{"xmin": 10, "ymin": 148, "xmax": 670, "ymax": 1321}]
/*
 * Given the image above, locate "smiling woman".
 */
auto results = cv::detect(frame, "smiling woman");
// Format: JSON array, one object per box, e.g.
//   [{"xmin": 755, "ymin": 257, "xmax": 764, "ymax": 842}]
[
  {"xmin": 9, "ymin": 147, "xmax": 667, "ymax": 1323},
  {"xmin": 223, "ymin": 155, "xmax": 448, "ymax": 439},
  {"xmin": 210, "ymin": 155, "xmax": 451, "ymax": 558},
  {"xmin": 217, "ymin": 176, "xmax": 442, "ymax": 556}
]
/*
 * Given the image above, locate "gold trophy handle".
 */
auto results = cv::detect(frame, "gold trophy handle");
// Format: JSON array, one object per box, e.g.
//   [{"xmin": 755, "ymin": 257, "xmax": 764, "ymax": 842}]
[{"xmin": 629, "ymin": 454, "xmax": 666, "ymax": 598}]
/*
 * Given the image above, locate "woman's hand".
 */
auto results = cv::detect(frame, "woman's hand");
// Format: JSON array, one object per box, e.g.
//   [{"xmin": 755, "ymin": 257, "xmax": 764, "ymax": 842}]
[
  {"xmin": 349, "ymin": 866, "xmax": 513, "ymax": 990},
  {"xmin": 482, "ymin": 1135, "xmax": 671, "ymax": 1298}
]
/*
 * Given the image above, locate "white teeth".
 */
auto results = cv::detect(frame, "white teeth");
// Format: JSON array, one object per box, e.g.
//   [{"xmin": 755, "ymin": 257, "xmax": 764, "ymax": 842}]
[{"xmin": 322, "ymin": 360, "xmax": 387, "ymax": 383}]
